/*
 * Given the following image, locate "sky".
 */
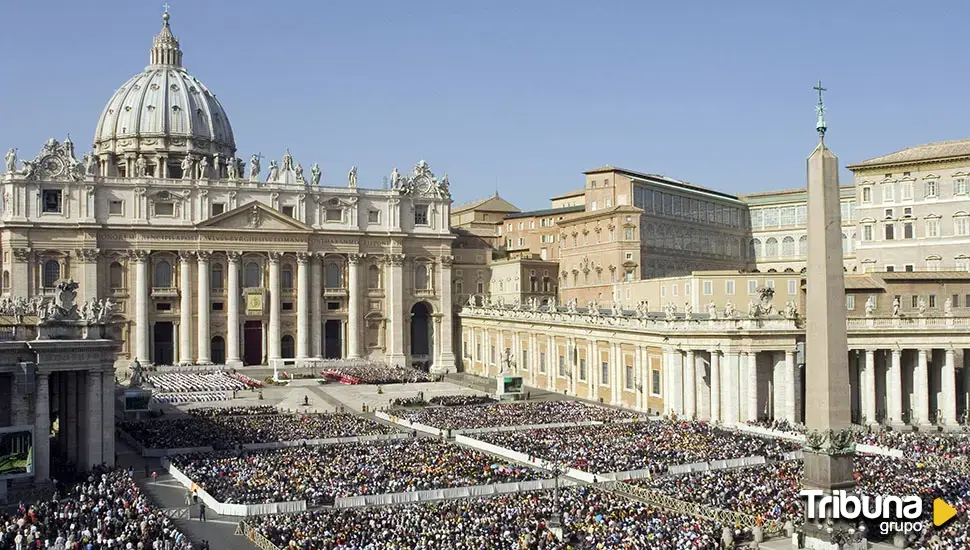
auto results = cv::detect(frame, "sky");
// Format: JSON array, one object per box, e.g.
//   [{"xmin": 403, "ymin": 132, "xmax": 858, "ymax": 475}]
[{"xmin": 2, "ymin": 1, "xmax": 969, "ymax": 211}]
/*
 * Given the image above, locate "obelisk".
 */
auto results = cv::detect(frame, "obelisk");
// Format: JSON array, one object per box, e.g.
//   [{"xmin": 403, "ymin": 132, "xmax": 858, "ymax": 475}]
[{"xmin": 801, "ymin": 82, "xmax": 859, "ymax": 549}]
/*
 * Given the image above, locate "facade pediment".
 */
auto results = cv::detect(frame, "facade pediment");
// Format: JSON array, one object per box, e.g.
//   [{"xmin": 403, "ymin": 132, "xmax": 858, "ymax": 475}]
[{"xmin": 197, "ymin": 201, "xmax": 311, "ymax": 232}]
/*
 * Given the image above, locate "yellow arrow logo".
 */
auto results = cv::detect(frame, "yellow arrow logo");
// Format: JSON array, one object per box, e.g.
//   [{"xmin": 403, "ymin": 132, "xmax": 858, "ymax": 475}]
[{"xmin": 934, "ymin": 498, "xmax": 957, "ymax": 527}]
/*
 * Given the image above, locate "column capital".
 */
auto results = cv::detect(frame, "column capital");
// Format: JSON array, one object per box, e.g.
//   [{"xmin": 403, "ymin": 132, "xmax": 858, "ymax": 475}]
[
  {"xmin": 127, "ymin": 249, "xmax": 150, "ymax": 263},
  {"xmin": 12, "ymin": 248, "xmax": 32, "ymax": 262},
  {"xmin": 196, "ymin": 250, "xmax": 212, "ymax": 263},
  {"xmin": 439, "ymin": 255, "xmax": 454, "ymax": 267},
  {"xmin": 296, "ymin": 252, "xmax": 311, "ymax": 264},
  {"xmin": 348, "ymin": 252, "xmax": 366, "ymax": 265},
  {"xmin": 384, "ymin": 253, "xmax": 405, "ymax": 266},
  {"xmin": 268, "ymin": 251, "xmax": 283, "ymax": 264},
  {"xmin": 74, "ymin": 248, "xmax": 100, "ymax": 263},
  {"xmin": 226, "ymin": 250, "xmax": 242, "ymax": 263},
  {"xmin": 178, "ymin": 250, "xmax": 196, "ymax": 263}
]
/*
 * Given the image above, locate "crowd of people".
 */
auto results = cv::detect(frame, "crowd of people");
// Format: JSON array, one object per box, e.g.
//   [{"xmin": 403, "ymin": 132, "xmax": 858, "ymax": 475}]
[
  {"xmin": 188, "ymin": 405, "xmax": 279, "ymax": 417},
  {"xmin": 477, "ymin": 420, "xmax": 800, "ymax": 474},
  {"xmin": 0, "ymin": 467, "xmax": 192, "ymax": 549},
  {"xmin": 321, "ymin": 364, "xmax": 432, "ymax": 385},
  {"xmin": 400, "ymin": 400, "xmax": 642, "ymax": 430},
  {"xmin": 389, "ymin": 394, "xmax": 497, "ymax": 409},
  {"xmin": 145, "ymin": 372, "xmax": 262, "ymax": 393},
  {"xmin": 120, "ymin": 409, "xmax": 395, "ymax": 450},
  {"xmin": 856, "ymin": 430, "xmax": 970, "ymax": 462},
  {"xmin": 171, "ymin": 438, "xmax": 546, "ymax": 506},
  {"xmin": 744, "ymin": 419, "xmax": 806, "ymax": 436},
  {"xmin": 252, "ymin": 486, "xmax": 733, "ymax": 549}
]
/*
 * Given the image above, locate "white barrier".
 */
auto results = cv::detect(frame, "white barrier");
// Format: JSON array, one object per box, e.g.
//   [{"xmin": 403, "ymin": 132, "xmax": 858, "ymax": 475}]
[
  {"xmin": 160, "ymin": 458, "xmax": 307, "ymax": 517},
  {"xmin": 332, "ymin": 477, "xmax": 577, "ymax": 508},
  {"xmin": 733, "ymin": 424, "xmax": 904, "ymax": 459},
  {"xmin": 375, "ymin": 412, "xmax": 444, "ymax": 436},
  {"xmin": 376, "ymin": 411, "xmax": 608, "ymax": 437},
  {"xmin": 455, "ymin": 434, "xmax": 600, "ymax": 483},
  {"xmin": 241, "ymin": 432, "xmax": 411, "ymax": 451}
]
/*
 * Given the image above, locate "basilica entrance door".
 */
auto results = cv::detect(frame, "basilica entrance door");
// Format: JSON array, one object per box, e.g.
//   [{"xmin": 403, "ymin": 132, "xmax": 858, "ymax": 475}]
[
  {"xmin": 244, "ymin": 321, "xmax": 263, "ymax": 365},
  {"xmin": 324, "ymin": 320, "xmax": 342, "ymax": 359},
  {"xmin": 153, "ymin": 322, "xmax": 174, "ymax": 366}
]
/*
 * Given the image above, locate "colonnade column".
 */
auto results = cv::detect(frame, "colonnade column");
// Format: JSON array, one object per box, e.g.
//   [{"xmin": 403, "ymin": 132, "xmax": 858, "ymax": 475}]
[
  {"xmin": 942, "ymin": 349, "xmax": 957, "ymax": 426},
  {"xmin": 386, "ymin": 254, "xmax": 406, "ymax": 367},
  {"xmin": 589, "ymin": 340, "xmax": 599, "ymax": 400},
  {"xmin": 267, "ymin": 252, "xmax": 282, "ymax": 362},
  {"xmin": 84, "ymin": 370, "xmax": 102, "ymax": 470},
  {"xmin": 662, "ymin": 348, "xmax": 672, "ymax": 416},
  {"xmin": 888, "ymin": 349, "xmax": 903, "ymax": 424},
  {"xmin": 101, "ymin": 368, "xmax": 115, "ymax": 467},
  {"xmin": 612, "ymin": 343, "xmax": 621, "ymax": 405},
  {"xmin": 670, "ymin": 350, "xmax": 683, "ymax": 415},
  {"xmin": 746, "ymin": 351, "xmax": 759, "ymax": 422},
  {"xmin": 33, "ymin": 373, "xmax": 50, "ymax": 482},
  {"xmin": 177, "ymin": 252, "xmax": 194, "ymax": 365},
  {"xmin": 226, "ymin": 252, "xmax": 242, "ymax": 367},
  {"xmin": 683, "ymin": 350, "xmax": 696, "ymax": 418},
  {"xmin": 914, "ymin": 349, "xmax": 929, "ymax": 425},
  {"xmin": 634, "ymin": 345, "xmax": 643, "ymax": 410},
  {"xmin": 296, "ymin": 253, "xmax": 310, "ymax": 360},
  {"xmin": 437, "ymin": 256, "xmax": 456, "ymax": 372},
  {"xmin": 863, "ymin": 350, "xmax": 876, "ymax": 424},
  {"xmin": 568, "ymin": 337, "xmax": 578, "ymax": 396},
  {"xmin": 529, "ymin": 333, "xmax": 538, "ymax": 387},
  {"xmin": 310, "ymin": 254, "xmax": 322, "ymax": 358},
  {"xmin": 710, "ymin": 351, "xmax": 721, "ymax": 423},
  {"xmin": 196, "ymin": 252, "xmax": 211, "ymax": 364},
  {"xmin": 784, "ymin": 350, "xmax": 797, "ymax": 423},
  {"xmin": 346, "ymin": 253, "xmax": 361, "ymax": 359},
  {"xmin": 133, "ymin": 250, "xmax": 150, "ymax": 363},
  {"xmin": 723, "ymin": 351, "xmax": 739, "ymax": 426},
  {"xmin": 772, "ymin": 352, "xmax": 786, "ymax": 422}
]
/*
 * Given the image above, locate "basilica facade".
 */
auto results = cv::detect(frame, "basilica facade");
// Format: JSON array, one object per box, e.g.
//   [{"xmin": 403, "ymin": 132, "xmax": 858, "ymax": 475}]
[{"xmin": 0, "ymin": 12, "xmax": 457, "ymax": 373}]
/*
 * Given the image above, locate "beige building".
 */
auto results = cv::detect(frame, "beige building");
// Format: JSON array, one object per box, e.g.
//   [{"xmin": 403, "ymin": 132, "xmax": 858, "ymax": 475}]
[
  {"xmin": 487, "ymin": 253, "xmax": 559, "ymax": 307},
  {"xmin": 0, "ymin": 12, "xmax": 457, "ymax": 373},
  {"xmin": 450, "ymin": 193, "xmax": 519, "ymax": 248},
  {"xmin": 550, "ymin": 189, "xmax": 585, "ymax": 209},
  {"xmin": 501, "ymin": 206, "xmax": 584, "ymax": 262},
  {"xmin": 848, "ymin": 140, "xmax": 970, "ymax": 274}
]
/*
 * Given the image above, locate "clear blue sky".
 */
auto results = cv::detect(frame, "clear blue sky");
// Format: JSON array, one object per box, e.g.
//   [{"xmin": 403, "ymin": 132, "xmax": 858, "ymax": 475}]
[{"xmin": 1, "ymin": 1, "xmax": 968, "ymax": 210}]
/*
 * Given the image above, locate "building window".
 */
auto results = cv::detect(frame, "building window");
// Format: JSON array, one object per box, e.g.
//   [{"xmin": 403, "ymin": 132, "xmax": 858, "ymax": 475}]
[
  {"xmin": 765, "ymin": 237, "xmax": 778, "ymax": 258},
  {"xmin": 882, "ymin": 183, "xmax": 894, "ymax": 202},
  {"xmin": 884, "ymin": 223, "xmax": 894, "ymax": 240},
  {"xmin": 798, "ymin": 235, "xmax": 808, "ymax": 256},
  {"xmin": 702, "ymin": 280, "xmax": 713, "ymax": 295},
  {"xmin": 154, "ymin": 260, "xmax": 172, "ymax": 287},
  {"xmin": 957, "ymin": 257, "xmax": 970, "ymax": 272},
  {"xmin": 625, "ymin": 365, "xmax": 634, "ymax": 390},
  {"xmin": 281, "ymin": 265, "xmax": 294, "ymax": 289},
  {"xmin": 601, "ymin": 362, "xmax": 609, "ymax": 385},
  {"xmin": 846, "ymin": 295, "xmax": 855, "ymax": 310},
  {"xmin": 926, "ymin": 218, "xmax": 940, "ymax": 238},
  {"xmin": 558, "ymin": 355, "xmax": 566, "ymax": 377},
  {"xmin": 952, "ymin": 294, "xmax": 960, "ymax": 308},
  {"xmin": 954, "ymin": 214, "xmax": 970, "ymax": 236},
  {"xmin": 154, "ymin": 201, "xmax": 175, "ymax": 216},
  {"xmin": 905, "ymin": 264, "xmax": 914, "ymax": 272},
  {"xmin": 414, "ymin": 205, "xmax": 429, "ymax": 225},
  {"xmin": 788, "ymin": 279, "xmax": 797, "ymax": 295},
  {"xmin": 281, "ymin": 205, "xmax": 295, "ymax": 218},
  {"xmin": 926, "ymin": 257, "xmax": 941, "ymax": 271},
  {"xmin": 579, "ymin": 358, "xmax": 587, "ymax": 381},
  {"xmin": 590, "ymin": 200, "xmax": 597, "ymax": 211},
  {"xmin": 862, "ymin": 224, "xmax": 873, "ymax": 242},
  {"xmin": 911, "ymin": 295, "xmax": 919, "ymax": 308},
  {"xmin": 109, "ymin": 262, "xmax": 124, "ymax": 289},
  {"xmin": 155, "ymin": 302, "xmax": 172, "ymax": 312},
  {"xmin": 490, "ymin": 345, "xmax": 496, "ymax": 365},
  {"xmin": 886, "ymin": 265, "xmax": 895, "ymax": 272},
  {"xmin": 42, "ymin": 190, "xmax": 63, "ymax": 213},
  {"xmin": 956, "ymin": 178, "xmax": 969, "ymax": 196},
  {"xmin": 325, "ymin": 262, "xmax": 341, "ymax": 288},
  {"xmin": 415, "ymin": 264, "xmax": 431, "ymax": 290},
  {"xmin": 326, "ymin": 209, "xmax": 342, "ymax": 222},
  {"xmin": 652, "ymin": 370, "xmax": 661, "ymax": 396},
  {"xmin": 211, "ymin": 202, "xmax": 225, "ymax": 216},
  {"xmin": 212, "ymin": 302, "xmax": 224, "ymax": 311},
  {"xmin": 748, "ymin": 280, "xmax": 758, "ymax": 294},
  {"xmin": 903, "ymin": 222, "xmax": 914, "ymax": 239},
  {"xmin": 368, "ymin": 265, "xmax": 382, "ymax": 289},
  {"xmin": 781, "ymin": 236, "xmax": 795, "ymax": 257},
  {"xmin": 726, "ymin": 280, "xmax": 735, "ymax": 295},
  {"xmin": 521, "ymin": 350, "xmax": 528, "ymax": 371},
  {"xmin": 42, "ymin": 260, "xmax": 60, "ymax": 288},
  {"xmin": 861, "ymin": 187, "xmax": 872, "ymax": 204},
  {"xmin": 109, "ymin": 200, "xmax": 124, "ymax": 215},
  {"xmin": 211, "ymin": 263, "xmax": 224, "ymax": 289},
  {"xmin": 539, "ymin": 352, "xmax": 546, "ymax": 373},
  {"xmin": 244, "ymin": 261, "xmax": 261, "ymax": 287},
  {"xmin": 900, "ymin": 181, "xmax": 913, "ymax": 200},
  {"xmin": 929, "ymin": 295, "xmax": 937, "ymax": 308}
]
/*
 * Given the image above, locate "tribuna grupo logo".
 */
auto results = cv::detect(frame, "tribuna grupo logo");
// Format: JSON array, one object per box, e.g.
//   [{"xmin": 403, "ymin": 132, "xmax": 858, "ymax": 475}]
[{"xmin": 801, "ymin": 490, "xmax": 924, "ymax": 535}]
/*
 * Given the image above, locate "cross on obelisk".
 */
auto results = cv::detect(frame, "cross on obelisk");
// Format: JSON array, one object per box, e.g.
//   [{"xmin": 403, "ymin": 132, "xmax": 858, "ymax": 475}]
[
  {"xmin": 802, "ymin": 83, "xmax": 860, "ymax": 549},
  {"xmin": 162, "ymin": 3, "xmax": 170, "ymax": 14}
]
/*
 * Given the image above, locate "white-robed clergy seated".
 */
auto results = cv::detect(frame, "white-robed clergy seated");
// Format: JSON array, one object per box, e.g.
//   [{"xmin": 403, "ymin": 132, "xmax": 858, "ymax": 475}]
[{"xmin": 0, "ymin": 9, "xmax": 457, "ymax": 374}]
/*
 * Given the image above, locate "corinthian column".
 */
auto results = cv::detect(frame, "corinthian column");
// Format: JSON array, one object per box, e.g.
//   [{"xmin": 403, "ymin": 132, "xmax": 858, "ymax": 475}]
[
  {"xmin": 296, "ymin": 252, "xmax": 310, "ymax": 360},
  {"xmin": 386, "ymin": 253, "xmax": 406, "ymax": 367},
  {"xmin": 196, "ymin": 251, "xmax": 212, "ymax": 364},
  {"xmin": 267, "ymin": 252, "xmax": 282, "ymax": 362},
  {"xmin": 436, "ymin": 255, "xmax": 456, "ymax": 373},
  {"xmin": 132, "ymin": 250, "xmax": 150, "ymax": 363},
  {"xmin": 226, "ymin": 252, "xmax": 242, "ymax": 367},
  {"xmin": 347, "ymin": 253, "xmax": 363, "ymax": 358},
  {"xmin": 33, "ymin": 373, "xmax": 50, "ymax": 482},
  {"xmin": 310, "ymin": 254, "xmax": 322, "ymax": 358},
  {"xmin": 178, "ymin": 251, "xmax": 194, "ymax": 365}
]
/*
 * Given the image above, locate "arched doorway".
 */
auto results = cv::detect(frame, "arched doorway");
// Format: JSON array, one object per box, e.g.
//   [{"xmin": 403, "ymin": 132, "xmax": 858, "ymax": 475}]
[
  {"xmin": 211, "ymin": 336, "xmax": 226, "ymax": 365},
  {"xmin": 281, "ymin": 335, "xmax": 295, "ymax": 359},
  {"xmin": 410, "ymin": 302, "xmax": 433, "ymax": 366}
]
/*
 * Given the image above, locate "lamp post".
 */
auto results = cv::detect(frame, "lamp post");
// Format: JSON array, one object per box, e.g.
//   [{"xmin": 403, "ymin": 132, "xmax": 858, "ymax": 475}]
[{"xmin": 547, "ymin": 462, "xmax": 567, "ymax": 541}]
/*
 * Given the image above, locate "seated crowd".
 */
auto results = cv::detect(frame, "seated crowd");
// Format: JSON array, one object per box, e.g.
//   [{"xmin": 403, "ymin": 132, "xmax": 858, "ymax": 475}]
[
  {"xmin": 389, "ymin": 394, "xmax": 497, "ymax": 409},
  {"xmin": 171, "ymin": 438, "xmax": 546, "ymax": 506},
  {"xmin": 745, "ymin": 419, "xmax": 806, "ymax": 436},
  {"xmin": 477, "ymin": 420, "xmax": 799, "ymax": 474},
  {"xmin": 856, "ymin": 430, "xmax": 970, "ymax": 462},
  {"xmin": 188, "ymin": 405, "xmax": 279, "ymax": 417},
  {"xmin": 253, "ymin": 486, "xmax": 732, "ymax": 549},
  {"xmin": 120, "ymin": 409, "xmax": 394, "ymax": 450},
  {"xmin": 321, "ymin": 363, "xmax": 432, "ymax": 385},
  {"xmin": 146, "ymin": 372, "xmax": 261, "ymax": 393},
  {"xmin": 0, "ymin": 467, "xmax": 191, "ymax": 549},
  {"xmin": 400, "ymin": 400, "xmax": 641, "ymax": 431}
]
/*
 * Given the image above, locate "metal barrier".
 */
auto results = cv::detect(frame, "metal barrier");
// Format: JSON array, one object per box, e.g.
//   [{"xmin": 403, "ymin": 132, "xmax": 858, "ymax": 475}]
[
  {"xmin": 162, "ymin": 507, "xmax": 190, "ymax": 519},
  {"xmin": 604, "ymin": 481, "xmax": 783, "ymax": 537},
  {"xmin": 236, "ymin": 522, "xmax": 281, "ymax": 550}
]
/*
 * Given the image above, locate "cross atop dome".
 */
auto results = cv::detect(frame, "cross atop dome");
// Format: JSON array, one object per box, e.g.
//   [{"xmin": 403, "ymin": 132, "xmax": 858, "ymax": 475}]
[{"xmin": 151, "ymin": 4, "xmax": 182, "ymax": 68}]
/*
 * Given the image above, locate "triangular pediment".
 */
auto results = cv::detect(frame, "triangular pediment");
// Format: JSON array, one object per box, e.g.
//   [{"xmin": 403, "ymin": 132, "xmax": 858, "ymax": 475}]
[{"xmin": 197, "ymin": 201, "xmax": 312, "ymax": 231}]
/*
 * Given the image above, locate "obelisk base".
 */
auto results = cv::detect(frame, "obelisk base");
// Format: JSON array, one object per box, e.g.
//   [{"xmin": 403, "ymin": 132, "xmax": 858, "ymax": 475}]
[{"xmin": 802, "ymin": 451, "xmax": 863, "ymax": 550}]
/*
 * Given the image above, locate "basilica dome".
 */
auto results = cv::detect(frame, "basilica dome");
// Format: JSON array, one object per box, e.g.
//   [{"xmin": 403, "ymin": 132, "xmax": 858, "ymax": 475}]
[{"xmin": 93, "ymin": 11, "xmax": 235, "ymax": 177}]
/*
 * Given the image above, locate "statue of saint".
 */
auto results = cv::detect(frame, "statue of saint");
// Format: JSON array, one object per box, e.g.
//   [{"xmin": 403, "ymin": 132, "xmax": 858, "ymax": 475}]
[
  {"xmin": 267, "ymin": 160, "xmax": 280, "ymax": 182},
  {"xmin": 181, "ymin": 155, "xmax": 194, "ymax": 180},
  {"xmin": 21, "ymin": 160, "xmax": 35, "ymax": 180},
  {"xmin": 84, "ymin": 152, "xmax": 98, "ymax": 176},
  {"xmin": 212, "ymin": 153, "xmax": 221, "ymax": 178},
  {"xmin": 295, "ymin": 163, "xmax": 305, "ymax": 183},
  {"xmin": 281, "ymin": 149, "xmax": 293, "ymax": 171},
  {"xmin": 135, "ymin": 156, "xmax": 147, "ymax": 177},
  {"xmin": 227, "ymin": 157, "xmax": 238, "ymax": 180},
  {"xmin": 348, "ymin": 166, "xmax": 357, "ymax": 188},
  {"xmin": 4, "ymin": 148, "xmax": 16, "ymax": 173},
  {"xmin": 250, "ymin": 153, "xmax": 261, "ymax": 181},
  {"xmin": 892, "ymin": 296, "xmax": 901, "ymax": 317},
  {"xmin": 390, "ymin": 167, "xmax": 401, "ymax": 189},
  {"xmin": 129, "ymin": 359, "xmax": 145, "ymax": 388},
  {"xmin": 198, "ymin": 156, "xmax": 209, "ymax": 179},
  {"xmin": 311, "ymin": 163, "xmax": 321, "ymax": 186}
]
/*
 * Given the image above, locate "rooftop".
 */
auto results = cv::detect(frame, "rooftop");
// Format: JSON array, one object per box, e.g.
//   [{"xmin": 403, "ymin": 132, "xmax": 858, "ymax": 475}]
[
  {"xmin": 550, "ymin": 188, "xmax": 586, "ymax": 200},
  {"xmin": 503, "ymin": 205, "xmax": 585, "ymax": 220},
  {"xmin": 877, "ymin": 271, "xmax": 970, "ymax": 281},
  {"xmin": 452, "ymin": 193, "xmax": 520, "ymax": 214},
  {"xmin": 583, "ymin": 165, "xmax": 740, "ymax": 202},
  {"xmin": 847, "ymin": 139, "xmax": 970, "ymax": 170}
]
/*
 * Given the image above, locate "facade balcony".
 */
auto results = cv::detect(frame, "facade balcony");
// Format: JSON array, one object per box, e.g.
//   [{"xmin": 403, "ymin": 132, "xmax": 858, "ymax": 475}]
[
  {"xmin": 151, "ymin": 287, "xmax": 179, "ymax": 298},
  {"xmin": 323, "ymin": 287, "xmax": 348, "ymax": 297},
  {"xmin": 209, "ymin": 288, "xmax": 227, "ymax": 297},
  {"xmin": 414, "ymin": 288, "xmax": 436, "ymax": 297}
]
